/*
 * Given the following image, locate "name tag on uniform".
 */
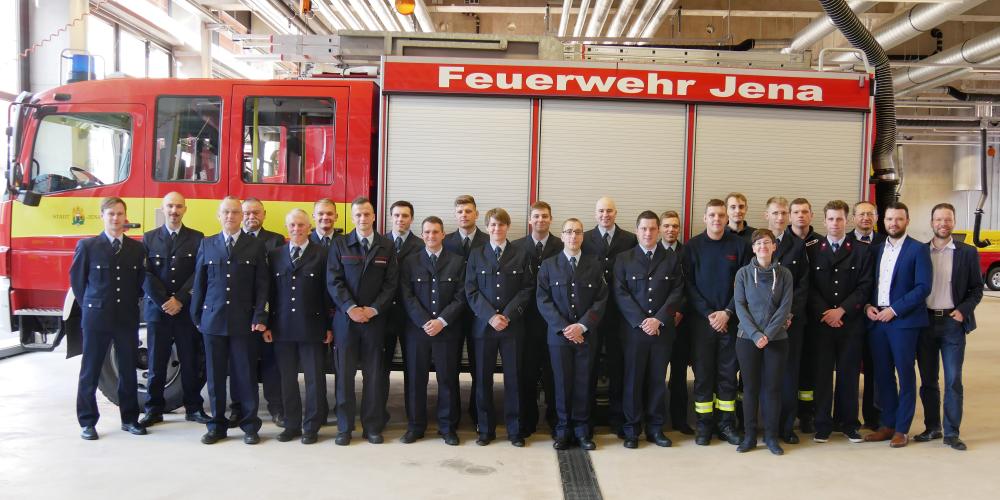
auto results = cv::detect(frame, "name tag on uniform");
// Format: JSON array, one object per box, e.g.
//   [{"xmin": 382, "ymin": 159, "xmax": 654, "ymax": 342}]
[{"xmin": 374, "ymin": 257, "xmax": 388, "ymax": 266}]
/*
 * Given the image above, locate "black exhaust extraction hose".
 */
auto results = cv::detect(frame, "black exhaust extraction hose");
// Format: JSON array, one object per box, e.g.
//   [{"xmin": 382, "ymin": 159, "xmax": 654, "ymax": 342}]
[
  {"xmin": 817, "ymin": 0, "xmax": 898, "ymax": 231},
  {"xmin": 974, "ymin": 128, "xmax": 991, "ymax": 248}
]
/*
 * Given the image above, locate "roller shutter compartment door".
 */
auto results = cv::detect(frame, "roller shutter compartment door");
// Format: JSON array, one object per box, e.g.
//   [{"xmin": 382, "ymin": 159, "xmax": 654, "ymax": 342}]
[
  {"xmin": 537, "ymin": 100, "xmax": 688, "ymax": 226},
  {"xmin": 384, "ymin": 95, "xmax": 532, "ymax": 236},
  {"xmin": 690, "ymin": 105, "xmax": 866, "ymax": 233}
]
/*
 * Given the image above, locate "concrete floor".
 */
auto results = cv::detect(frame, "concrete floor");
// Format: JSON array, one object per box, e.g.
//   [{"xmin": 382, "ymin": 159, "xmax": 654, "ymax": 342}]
[{"xmin": 2, "ymin": 300, "xmax": 1000, "ymax": 499}]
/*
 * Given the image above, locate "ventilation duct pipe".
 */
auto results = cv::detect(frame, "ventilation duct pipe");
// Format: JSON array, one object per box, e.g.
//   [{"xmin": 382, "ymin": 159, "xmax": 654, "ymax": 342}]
[
  {"xmin": 638, "ymin": 0, "xmax": 677, "ymax": 40},
  {"xmin": 557, "ymin": 0, "xmax": 573, "ymax": 37},
  {"xmin": 894, "ymin": 26, "xmax": 1000, "ymax": 93},
  {"xmin": 572, "ymin": 0, "xmax": 592, "ymax": 38},
  {"xmin": 782, "ymin": 1, "xmax": 877, "ymax": 54},
  {"xmin": 584, "ymin": 0, "xmax": 613, "ymax": 38},
  {"xmin": 606, "ymin": 0, "xmax": 640, "ymax": 39}
]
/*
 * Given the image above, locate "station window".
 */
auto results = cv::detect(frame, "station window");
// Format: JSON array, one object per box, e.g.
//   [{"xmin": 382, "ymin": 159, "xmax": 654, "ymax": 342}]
[
  {"xmin": 241, "ymin": 96, "xmax": 336, "ymax": 185},
  {"xmin": 29, "ymin": 113, "xmax": 132, "ymax": 194},
  {"xmin": 153, "ymin": 96, "xmax": 223, "ymax": 183}
]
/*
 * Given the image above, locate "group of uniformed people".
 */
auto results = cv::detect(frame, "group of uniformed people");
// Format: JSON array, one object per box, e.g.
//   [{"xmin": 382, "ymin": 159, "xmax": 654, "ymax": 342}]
[{"xmin": 70, "ymin": 190, "xmax": 982, "ymax": 453}]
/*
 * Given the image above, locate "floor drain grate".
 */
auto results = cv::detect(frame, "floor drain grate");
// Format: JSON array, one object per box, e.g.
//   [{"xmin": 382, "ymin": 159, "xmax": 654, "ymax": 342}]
[{"xmin": 557, "ymin": 448, "xmax": 603, "ymax": 500}]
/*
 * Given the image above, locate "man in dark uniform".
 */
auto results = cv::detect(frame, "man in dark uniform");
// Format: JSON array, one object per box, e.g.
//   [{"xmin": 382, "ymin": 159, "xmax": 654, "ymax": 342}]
[
  {"xmin": 442, "ymin": 195, "xmax": 489, "ymax": 424},
  {"xmin": 684, "ymin": 199, "xmax": 752, "ymax": 446},
  {"xmin": 384, "ymin": 200, "xmax": 425, "ymax": 423},
  {"xmin": 847, "ymin": 200, "xmax": 885, "ymax": 430},
  {"xmin": 761, "ymin": 197, "xmax": 811, "ymax": 445},
  {"xmin": 613, "ymin": 211, "xmax": 685, "ymax": 449},
  {"xmin": 139, "ymin": 192, "xmax": 210, "ymax": 427},
  {"xmin": 237, "ymin": 197, "xmax": 285, "ymax": 428},
  {"xmin": 399, "ymin": 216, "xmax": 466, "ymax": 446},
  {"xmin": 264, "ymin": 209, "xmax": 331, "ymax": 444},
  {"xmin": 661, "ymin": 211, "xmax": 693, "ymax": 435},
  {"xmin": 581, "ymin": 196, "xmax": 637, "ymax": 436},
  {"xmin": 789, "ymin": 198, "xmax": 822, "ymax": 434},
  {"xmin": 466, "ymin": 207, "xmax": 535, "ymax": 447},
  {"xmin": 915, "ymin": 203, "xmax": 983, "ymax": 451},
  {"xmin": 72, "ymin": 197, "xmax": 148, "ymax": 440},
  {"xmin": 513, "ymin": 201, "xmax": 563, "ymax": 437},
  {"xmin": 191, "ymin": 196, "xmax": 270, "ymax": 445},
  {"xmin": 808, "ymin": 200, "xmax": 873, "ymax": 444},
  {"xmin": 726, "ymin": 192, "xmax": 756, "ymax": 242},
  {"xmin": 327, "ymin": 197, "xmax": 399, "ymax": 445},
  {"xmin": 310, "ymin": 197, "xmax": 341, "ymax": 247},
  {"xmin": 537, "ymin": 217, "xmax": 607, "ymax": 450}
]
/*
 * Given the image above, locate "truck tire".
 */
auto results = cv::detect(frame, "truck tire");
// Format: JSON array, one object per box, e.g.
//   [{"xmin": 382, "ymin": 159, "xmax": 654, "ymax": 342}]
[
  {"xmin": 98, "ymin": 326, "xmax": 204, "ymax": 413},
  {"xmin": 988, "ymin": 266, "xmax": 1000, "ymax": 291}
]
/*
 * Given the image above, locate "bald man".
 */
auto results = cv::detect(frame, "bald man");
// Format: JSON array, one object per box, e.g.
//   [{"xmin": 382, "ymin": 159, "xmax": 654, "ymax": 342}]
[
  {"xmin": 581, "ymin": 197, "xmax": 637, "ymax": 437},
  {"xmin": 140, "ymin": 193, "xmax": 209, "ymax": 426}
]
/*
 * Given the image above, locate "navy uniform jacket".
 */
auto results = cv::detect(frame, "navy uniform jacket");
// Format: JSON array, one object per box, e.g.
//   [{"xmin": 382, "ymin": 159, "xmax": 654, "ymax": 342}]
[
  {"xmin": 399, "ymin": 249, "xmax": 467, "ymax": 342},
  {"xmin": 776, "ymin": 227, "xmax": 811, "ymax": 318},
  {"xmin": 582, "ymin": 225, "xmax": 637, "ymax": 321},
  {"xmin": 443, "ymin": 228, "xmax": 489, "ymax": 261},
  {"xmin": 727, "ymin": 223, "xmax": 757, "ymax": 242},
  {"xmin": 807, "ymin": 236, "xmax": 874, "ymax": 327},
  {"xmin": 869, "ymin": 236, "xmax": 933, "ymax": 329},
  {"xmin": 268, "ymin": 243, "xmax": 331, "ymax": 342},
  {"xmin": 465, "ymin": 242, "xmax": 535, "ymax": 338},
  {"xmin": 612, "ymin": 245, "xmax": 686, "ymax": 343},
  {"xmin": 309, "ymin": 229, "xmax": 340, "ymax": 248},
  {"xmin": 326, "ymin": 230, "xmax": 399, "ymax": 333},
  {"xmin": 142, "ymin": 225, "xmax": 203, "ymax": 323},
  {"xmin": 190, "ymin": 233, "xmax": 270, "ymax": 336},
  {"xmin": 928, "ymin": 239, "xmax": 983, "ymax": 333},
  {"xmin": 389, "ymin": 232, "xmax": 426, "ymax": 323},
  {"xmin": 513, "ymin": 233, "xmax": 564, "ymax": 326},
  {"xmin": 70, "ymin": 234, "xmax": 145, "ymax": 332},
  {"xmin": 248, "ymin": 227, "xmax": 285, "ymax": 253},
  {"xmin": 536, "ymin": 253, "xmax": 608, "ymax": 346},
  {"xmin": 846, "ymin": 230, "xmax": 886, "ymax": 247}
]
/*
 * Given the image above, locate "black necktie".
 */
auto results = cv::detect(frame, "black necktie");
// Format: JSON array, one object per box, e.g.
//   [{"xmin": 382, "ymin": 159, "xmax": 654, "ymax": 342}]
[
  {"xmin": 291, "ymin": 246, "xmax": 301, "ymax": 265},
  {"xmin": 361, "ymin": 237, "xmax": 370, "ymax": 254},
  {"xmin": 666, "ymin": 245, "xmax": 675, "ymax": 254},
  {"xmin": 832, "ymin": 242, "xmax": 840, "ymax": 252},
  {"xmin": 395, "ymin": 236, "xmax": 402, "ymax": 253},
  {"xmin": 226, "ymin": 236, "xmax": 234, "ymax": 256},
  {"xmin": 168, "ymin": 230, "xmax": 177, "ymax": 253},
  {"xmin": 463, "ymin": 236, "xmax": 471, "ymax": 257},
  {"xmin": 169, "ymin": 231, "xmax": 177, "ymax": 241},
  {"xmin": 861, "ymin": 234, "xmax": 871, "ymax": 242},
  {"xmin": 111, "ymin": 238, "xmax": 121, "ymax": 255},
  {"xmin": 535, "ymin": 241, "xmax": 543, "ymax": 259},
  {"xmin": 250, "ymin": 231, "xmax": 257, "ymax": 239},
  {"xmin": 646, "ymin": 250, "xmax": 653, "ymax": 260},
  {"xmin": 430, "ymin": 253, "xmax": 438, "ymax": 270},
  {"xmin": 604, "ymin": 232, "xmax": 611, "ymax": 248},
  {"xmin": 569, "ymin": 256, "xmax": 577, "ymax": 271},
  {"xmin": 322, "ymin": 236, "xmax": 331, "ymax": 248},
  {"xmin": 495, "ymin": 245, "xmax": 502, "ymax": 263}
]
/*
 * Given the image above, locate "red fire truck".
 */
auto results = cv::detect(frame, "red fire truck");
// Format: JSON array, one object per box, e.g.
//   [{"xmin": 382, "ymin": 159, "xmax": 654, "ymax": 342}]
[{"xmin": 2, "ymin": 33, "xmax": 875, "ymax": 410}]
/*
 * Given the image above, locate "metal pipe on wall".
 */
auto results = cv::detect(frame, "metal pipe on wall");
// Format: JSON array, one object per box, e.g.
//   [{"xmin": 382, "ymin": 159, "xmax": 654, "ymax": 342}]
[{"xmin": 782, "ymin": 0, "xmax": 876, "ymax": 54}]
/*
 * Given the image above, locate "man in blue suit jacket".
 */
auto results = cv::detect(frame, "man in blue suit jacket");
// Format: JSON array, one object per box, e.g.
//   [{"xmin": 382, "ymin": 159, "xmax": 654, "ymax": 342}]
[
  {"xmin": 71, "ymin": 197, "xmax": 147, "ymax": 440},
  {"xmin": 914, "ymin": 203, "xmax": 983, "ymax": 451},
  {"xmin": 863, "ymin": 202, "xmax": 932, "ymax": 448},
  {"xmin": 190, "ymin": 197, "xmax": 270, "ymax": 445}
]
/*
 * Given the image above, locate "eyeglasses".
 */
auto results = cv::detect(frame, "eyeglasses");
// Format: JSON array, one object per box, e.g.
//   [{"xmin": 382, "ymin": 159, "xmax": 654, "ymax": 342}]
[
  {"xmin": 561, "ymin": 230, "xmax": 584, "ymax": 235},
  {"xmin": 855, "ymin": 212, "xmax": 876, "ymax": 217}
]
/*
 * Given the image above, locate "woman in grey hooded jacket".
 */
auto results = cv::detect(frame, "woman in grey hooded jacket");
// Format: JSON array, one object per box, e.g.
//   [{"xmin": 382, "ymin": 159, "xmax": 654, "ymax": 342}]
[{"xmin": 734, "ymin": 229, "xmax": 793, "ymax": 455}]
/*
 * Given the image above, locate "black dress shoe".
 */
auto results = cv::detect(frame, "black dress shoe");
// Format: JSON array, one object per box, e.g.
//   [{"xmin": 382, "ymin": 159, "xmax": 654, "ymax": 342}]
[
  {"xmin": 510, "ymin": 437, "xmax": 525, "ymax": 447},
  {"xmin": 578, "ymin": 437, "xmax": 597, "ymax": 451},
  {"xmin": 475, "ymin": 433, "xmax": 495, "ymax": 446},
  {"xmin": 623, "ymin": 438, "xmax": 639, "ymax": 449},
  {"xmin": 442, "ymin": 432, "xmax": 460, "ymax": 446},
  {"xmin": 201, "ymin": 432, "xmax": 226, "ymax": 444},
  {"xmin": 737, "ymin": 438, "xmax": 757, "ymax": 453},
  {"xmin": 717, "ymin": 426, "xmax": 741, "ymax": 445},
  {"xmin": 674, "ymin": 423, "xmax": 695, "ymax": 435},
  {"xmin": 765, "ymin": 438, "xmax": 785, "ymax": 455},
  {"xmin": 277, "ymin": 429, "xmax": 302, "ymax": 442},
  {"xmin": 80, "ymin": 426, "xmax": 99, "ymax": 441},
  {"xmin": 185, "ymin": 410, "xmax": 212, "ymax": 424},
  {"xmin": 334, "ymin": 433, "xmax": 351, "ymax": 446},
  {"xmin": 914, "ymin": 429, "xmax": 943, "ymax": 442},
  {"xmin": 243, "ymin": 432, "xmax": 260, "ymax": 445},
  {"xmin": 138, "ymin": 413, "xmax": 163, "ymax": 427},
  {"xmin": 552, "ymin": 438, "xmax": 570, "ymax": 450},
  {"xmin": 301, "ymin": 433, "xmax": 318, "ymax": 445},
  {"xmin": 646, "ymin": 431, "xmax": 672, "ymax": 447},
  {"xmin": 695, "ymin": 433, "xmax": 711, "ymax": 446},
  {"xmin": 365, "ymin": 432, "xmax": 384, "ymax": 444},
  {"xmin": 400, "ymin": 431, "xmax": 424, "ymax": 444},
  {"xmin": 943, "ymin": 436, "xmax": 967, "ymax": 451},
  {"xmin": 121, "ymin": 422, "xmax": 148, "ymax": 435},
  {"xmin": 227, "ymin": 415, "xmax": 240, "ymax": 429},
  {"xmin": 782, "ymin": 432, "xmax": 800, "ymax": 445},
  {"xmin": 272, "ymin": 414, "xmax": 286, "ymax": 429}
]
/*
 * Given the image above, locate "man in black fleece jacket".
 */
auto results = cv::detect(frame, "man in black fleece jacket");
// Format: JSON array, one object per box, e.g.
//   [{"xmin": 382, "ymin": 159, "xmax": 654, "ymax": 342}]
[{"xmin": 683, "ymin": 199, "xmax": 752, "ymax": 446}]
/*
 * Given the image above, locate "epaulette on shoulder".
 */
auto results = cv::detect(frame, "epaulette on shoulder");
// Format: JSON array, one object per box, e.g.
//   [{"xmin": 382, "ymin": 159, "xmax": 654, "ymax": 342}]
[{"xmin": 805, "ymin": 239, "xmax": 819, "ymax": 247}]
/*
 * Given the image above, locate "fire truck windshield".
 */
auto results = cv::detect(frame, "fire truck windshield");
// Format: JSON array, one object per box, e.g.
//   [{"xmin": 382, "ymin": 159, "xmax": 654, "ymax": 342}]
[{"xmin": 29, "ymin": 113, "xmax": 132, "ymax": 194}]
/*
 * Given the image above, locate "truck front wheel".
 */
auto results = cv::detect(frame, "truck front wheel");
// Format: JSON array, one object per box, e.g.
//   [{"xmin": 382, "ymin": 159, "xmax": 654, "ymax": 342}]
[{"xmin": 988, "ymin": 266, "xmax": 1000, "ymax": 291}]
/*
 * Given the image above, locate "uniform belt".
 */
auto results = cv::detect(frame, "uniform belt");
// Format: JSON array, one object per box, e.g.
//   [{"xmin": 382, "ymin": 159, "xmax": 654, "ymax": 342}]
[{"xmin": 928, "ymin": 308, "xmax": 954, "ymax": 317}]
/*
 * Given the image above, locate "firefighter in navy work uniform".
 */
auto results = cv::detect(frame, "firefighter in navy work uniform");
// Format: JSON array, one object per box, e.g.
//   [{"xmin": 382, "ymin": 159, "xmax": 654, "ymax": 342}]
[
  {"xmin": 761, "ymin": 197, "xmax": 811, "ymax": 445},
  {"xmin": 613, "ymin": 211, "xmax": 686, "ymax": 449},
  {"xmin": 581, "ymin": 196, "xmax": 638, "ymax": 436},
  {"xmin": 537, "ymin": 217, "xmax": 607, "ymax": 451},
  {"xmin": 789, "ymin": 198, "xmax": 822, "ymax": 434},
  {"xmin": 139, "ymin": 192, "xmax": 210, "ymax": 427},
  {"xmin": 661, "ymin": 210, "xmax": 694, "ymax": 435},
  {"xmin": 190, "ymin": 196, "xmax": 270, "ymax": 445},
  {"xmin": 326, "ymin": 196, "xmax": 399, "ymax": 446},
  {"xmin": 72, "ymin": 197, "xmax": 148, "ymax": 440},
  {"xmin": 847, "ymin": 200, "xmax": 885, "ymax": 430},
  {"xmin": 399, "ymin": 216, "xmax": 466, "ymax": 446},
  {"xmin": 513, "ymin": 201, "xmax": 564, "ymax": 437},
  {"xmin": 466, "ymin": 207, "xmax": 535, "ymax": 447},
  {"xmin": 384, "ymin": 200, "xmax": 425, "ymax": 424},
  {"xmin": 236, "ymin": 197, "xmax": 286, "ymax": 428},
  {"xmin": 309, "ymin": 198, "xmax": 340, "ymax": 423},
  {"xmin": 264, "ymin": 209, "xmax": 332, "ymax": 445},
  {"xmin": 808, "ymin": 200, "xmax": 873, "ymax": 444}
]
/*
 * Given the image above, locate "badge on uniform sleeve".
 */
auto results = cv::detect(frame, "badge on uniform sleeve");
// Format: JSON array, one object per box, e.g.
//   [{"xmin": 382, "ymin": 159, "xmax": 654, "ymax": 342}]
[{"xmin": 805, "ymin": 240, "xmax": 819, "ymax": 247}]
